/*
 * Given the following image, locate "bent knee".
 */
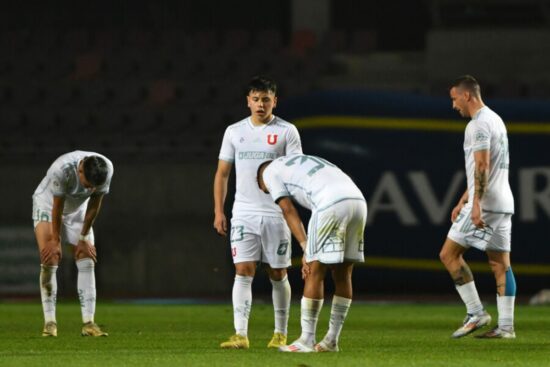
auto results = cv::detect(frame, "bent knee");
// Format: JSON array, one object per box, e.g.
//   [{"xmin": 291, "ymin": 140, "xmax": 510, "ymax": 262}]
[
  {"xmin": 439, "ymin": 249, "xmax": 453, "ymax": 265},
  {"xmin": 40, "ymin": 251, "xmax": 62, "ymax": 266}
]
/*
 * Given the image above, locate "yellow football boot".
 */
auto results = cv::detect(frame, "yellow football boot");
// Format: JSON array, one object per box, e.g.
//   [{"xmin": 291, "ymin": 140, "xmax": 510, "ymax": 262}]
[{"xmin": 220, "ymin": 334, "xmax": 250, "ymax": 349}]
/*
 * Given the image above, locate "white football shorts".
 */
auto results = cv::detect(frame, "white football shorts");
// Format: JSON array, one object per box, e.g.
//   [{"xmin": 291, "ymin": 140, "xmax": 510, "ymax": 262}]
[
  {"xmin": 33, "ymin": 201, "xmax": 95, "ymax": 246},
  {"xmin": 230, "ymin": 215, "xmax": 291, "ymax": 268},
  {"xmin": 447, "ymin": 203, "xmax": 512, "ymax": 252},
  {"xmin": 306, "ymin": 199, "xmax": 367, "ymax": 264}
]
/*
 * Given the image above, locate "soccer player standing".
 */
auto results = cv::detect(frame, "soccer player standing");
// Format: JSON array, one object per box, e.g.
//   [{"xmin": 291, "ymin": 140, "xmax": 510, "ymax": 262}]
[
  {"xmin": 213, "ymin": 76, "xmax": 302, "ymax": 349},
  {"xmin": 440, "ymin": 75, "xmax": 516, "ymax": 339},
  {"xmin": 33, "ymin": 151, "xmax": 113, "ymax": 337},
  {"xmin": 258, "ymin": 154, "xmax": 367, "ymax": 352}
]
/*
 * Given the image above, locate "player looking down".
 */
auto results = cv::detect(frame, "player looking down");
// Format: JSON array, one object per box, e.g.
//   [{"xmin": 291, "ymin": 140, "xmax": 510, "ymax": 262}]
[
  {"xmin": 33, "ymin": 151, "xmax": 113, "ymax": 337},
  {"xmin": 214, "ymin": 76, "xmax": 302, "ymax": 349},
  {"xmin": 257, "ymin": 154, "xmax": 367, "ymax": 352},
  {"xmin": 440, "ymin": 75, "xmax": 516, "ymax": 339}
]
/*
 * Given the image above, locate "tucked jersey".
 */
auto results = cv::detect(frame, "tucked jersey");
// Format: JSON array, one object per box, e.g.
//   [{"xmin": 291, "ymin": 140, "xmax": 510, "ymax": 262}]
[
  {"xmin": 464, "ymin": 106, "xmax": 514, "ymax": 214},
  {"xmin": 263, "ymin": 154, "xmax": 365, "ymax": 211},
  {"xmin": 33, "ymin": 151, "xmax": 114, "ymax": 215},
  {"xmin": 219, "ymin": 116, "xmax": 302, "ymax": 217}
]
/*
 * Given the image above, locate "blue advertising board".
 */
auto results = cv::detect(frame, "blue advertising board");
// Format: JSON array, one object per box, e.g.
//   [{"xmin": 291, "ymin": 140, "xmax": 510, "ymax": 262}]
[{"xmin": 275, "ymin": 90, "xmax": 550, "ymax": 294}]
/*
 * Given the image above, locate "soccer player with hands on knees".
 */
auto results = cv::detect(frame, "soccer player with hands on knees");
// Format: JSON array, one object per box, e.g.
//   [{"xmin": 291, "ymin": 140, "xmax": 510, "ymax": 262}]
[
  {"xmin": 33, "ymin": 151, "xmax": 113, "ymax": 337},
  {"xmin": 440, "ymin": 75, "xmax": 516, "ymax": 339},
  {"xmin": 257, "ymin": 154, "xmax": 367, "ymax": 353},
  {"xmin": 213, "ymin": 76, "xmax": 302, "ymax": 349}
]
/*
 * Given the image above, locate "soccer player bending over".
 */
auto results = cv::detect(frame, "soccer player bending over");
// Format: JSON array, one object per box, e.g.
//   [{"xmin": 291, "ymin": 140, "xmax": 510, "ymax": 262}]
[
  {"xmin": 214, "ymin": 76, "xmax": 302, "ymax": 349},
  {"xmin": 257, "ymin": 154, "xmax": 367, "ymax": 352},
  {"xmin": 33, "ymin": 151, "xmax": 113, "ymax": 337},
  {"xmin": 440, "ymin": 75, "xmax": 516, "ymax": 339}
]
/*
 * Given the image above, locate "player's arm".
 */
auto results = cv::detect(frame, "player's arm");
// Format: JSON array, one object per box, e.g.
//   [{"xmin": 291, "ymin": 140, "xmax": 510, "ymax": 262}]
[
  {"xmin": 40, "ymin": 195, "xmax": 65, "ymax": 264},
  {"xmin": 472, "ymin": 149, "xmax": 490, "ymax": 227},
  {"xmin": 75, "ymin": 193, "xmax": 104, "ymax": 262},
  {"xmin": 213, "ymin": 159, "xmax": 232, "ymax": 236},
  {"xmin": 51, "ymin": 196, "xmax": 64, "ymax": 243},
  {"xmin": 277, "ymin": 196, "xmax": 311, "ymax": 279},
  {"xmin": 277, "ymin": 197, "xmax": 307, "ymax": 251},
  {"xmin": 81, "ymin": 193, "xmax": 104, "ymax": 238},
  {"xmin": 451, "ymin": 189, "xmax": 468, "ymax": 222}
]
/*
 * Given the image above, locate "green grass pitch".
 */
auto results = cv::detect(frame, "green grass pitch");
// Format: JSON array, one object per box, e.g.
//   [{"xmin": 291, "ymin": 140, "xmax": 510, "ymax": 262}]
[{"xmin": 0, "ymin": 302, "xmax": 549, "ymax": 366}]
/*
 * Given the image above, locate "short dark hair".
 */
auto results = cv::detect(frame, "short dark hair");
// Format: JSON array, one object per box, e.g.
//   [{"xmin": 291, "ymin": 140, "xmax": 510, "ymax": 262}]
[
  {"xmin": 247, "ymin": 75, "xmax": 277, "ymax": 96},
  {"xmin": 256, "ymin": 160, "xmax": 273, "ymax": 188},
  {"xmin": 83, "ymin": 156, "xmax": 108, "ymax": 187},
  {"xmin": 450, "ymin": 75, "xmax": 481, "ymax": 97}
]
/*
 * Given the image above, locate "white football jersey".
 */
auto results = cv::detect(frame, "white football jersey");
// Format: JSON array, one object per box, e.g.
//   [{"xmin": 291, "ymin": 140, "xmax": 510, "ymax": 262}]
[
  {"xmin": 33, "ymin": 151, "xmax": 114, "ymax": 215},
  {"xmin": 262, "ymin": 154, "xmax": 365, "ymax": 211},
  {"xmin": 219, "ymin": 116, "xmax": 302, "ymax": 217},
  {"xmin": 464, "ymin": 106, "xmax": 514, "ymax": 214}
]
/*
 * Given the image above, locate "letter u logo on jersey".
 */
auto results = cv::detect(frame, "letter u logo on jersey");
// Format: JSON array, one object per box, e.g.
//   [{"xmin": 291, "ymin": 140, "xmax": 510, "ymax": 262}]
[{"xmin": 267, "ymin": 134, "xmax": 278, "ymax": 145}]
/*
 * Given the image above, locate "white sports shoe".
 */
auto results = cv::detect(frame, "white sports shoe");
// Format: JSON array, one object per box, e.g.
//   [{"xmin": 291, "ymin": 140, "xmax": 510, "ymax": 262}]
[
  {"xmin": 279, "ymin": 339, "xmax": 315, "ymax": 353},
  {"xmin": 315, "ymin": 339, "xmax": 339, "ymax": 352},
  {"xmin": 475, "ymin": 326, "xmax": 516, "ymax": 339},
  {"xmin": 452, "ymin": 311, "xmax": 492, "ymax": 338}
]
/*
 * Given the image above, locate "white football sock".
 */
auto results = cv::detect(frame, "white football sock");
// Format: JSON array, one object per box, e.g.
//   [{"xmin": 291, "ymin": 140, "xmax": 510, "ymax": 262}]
[
  {"xmin": 233, "ymin": 275, "xmax": 253, "ymax": 337},
  {"xmin": 40, "ymin": 264, "xmax": 58, "ymax": 323},
  {"xmin": 456, "ymin": 281, "xmax": 484, "ymax": 315},
  {"xmin": 299, "ymin": 297, "xmax": 323, "ymax": 346},
  {"xmin": 497, "ymin": 295, "xmax": 515, "ymax": 330},
  {"xmin": 271, "ymin": 275, "xmax": 291, "ymax": 335},
  {"xmin": 77, "ymin": 258, "xmax": 96, "ymax": 324},
  {"xmin": 324, "ymin": 295, "xmax": 352, "ymax": 344}
]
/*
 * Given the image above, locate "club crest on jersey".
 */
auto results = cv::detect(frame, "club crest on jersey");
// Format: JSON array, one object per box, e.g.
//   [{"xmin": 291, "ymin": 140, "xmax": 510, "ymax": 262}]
[{"xmin": 267, "ymin": 134, "xmax": 278, "ymax": 145}]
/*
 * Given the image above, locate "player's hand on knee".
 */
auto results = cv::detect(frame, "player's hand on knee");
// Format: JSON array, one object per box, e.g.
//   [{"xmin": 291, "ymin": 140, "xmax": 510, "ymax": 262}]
[
  {"xmin": 213, "ymin": 213, "xmax": 228, "ymax": 236},
  {"xmin": 75, "ymin": 240, "xmax": 97, "ymax": 262},
  {"xmin": 41, "ymin": 239, "xmax": 62, "ymax": 264},
  {"xmin": 301, "ymin": 256, "xmax": 311, "ymax": 280}
]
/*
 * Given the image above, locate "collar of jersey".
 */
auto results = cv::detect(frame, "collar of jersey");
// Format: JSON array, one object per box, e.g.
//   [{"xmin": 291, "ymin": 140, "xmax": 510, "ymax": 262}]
[
  {"xmin": 248, "ymin": 115, "xmax": 276, "ymax": 129},
  {"xmin": 472, "ymin": 106, "xmax": 488, "ymax": 120}
]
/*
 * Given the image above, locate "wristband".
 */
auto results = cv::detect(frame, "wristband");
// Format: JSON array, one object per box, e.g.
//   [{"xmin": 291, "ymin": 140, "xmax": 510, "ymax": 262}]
[
  {"xmin": 79, "ymin": 233, "xmax": 91, "ymax": 241},
  {"xmin": 299, "ymin": 241, "xmax": 307, "ymax": 251}
]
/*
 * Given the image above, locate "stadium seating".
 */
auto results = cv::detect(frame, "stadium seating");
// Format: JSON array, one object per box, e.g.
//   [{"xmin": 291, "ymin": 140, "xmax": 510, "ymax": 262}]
[{"xmin": 1, "ymin": 26, "xmax": 547, "ymax": 164}]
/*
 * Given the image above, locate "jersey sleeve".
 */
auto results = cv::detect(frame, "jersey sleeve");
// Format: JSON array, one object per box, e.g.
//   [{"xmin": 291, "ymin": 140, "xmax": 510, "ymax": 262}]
[
  {"xmin": 285, "ymin": 124, "xmax": 303, "ymax": 155},
  {"xmin": 263, "ymin": 166, "xmax": 289, "ymax": 203},
  {"xmin": 471, "ymin": 120, "xmax": 491, "ymax": 152},
  {"xmin": 50, "ymin": 169, "xmax": 68, "ymax": 197},
  {"xmin": 218, "ymin": 127, "xmax": 235, "ymax": 162}
]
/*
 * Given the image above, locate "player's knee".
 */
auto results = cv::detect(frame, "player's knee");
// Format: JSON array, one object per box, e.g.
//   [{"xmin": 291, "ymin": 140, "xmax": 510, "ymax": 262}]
[
  {"xmin": 235, "ymin": 263, "xmax": 256, "ymax": 277},
  {"xmin": 331, "ymin": 267, "xmax": 352, "ymax": 283},
  {"xmin": 268, "ymin": 268, "xmax": 286, "ymax": 281},
  {"xmin": 41, "ymin": 251, "xmax": 61, "ymax": 266},
  {"xmin": 439, "ymin": 249, "xmax": 450, "ymax": 264},
  {"xmin": 488, "ymin": 259, "xmax": 506, "ymax": 276}
]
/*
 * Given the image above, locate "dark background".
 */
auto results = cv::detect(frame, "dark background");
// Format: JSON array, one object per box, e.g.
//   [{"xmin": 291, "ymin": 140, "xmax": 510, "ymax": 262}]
[{"xmin": 1, "ymin": 0, "xmax": 548, "ymax": 300}]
